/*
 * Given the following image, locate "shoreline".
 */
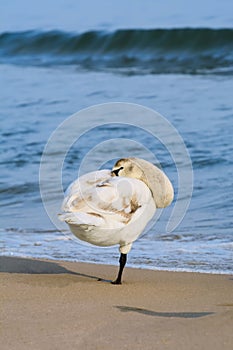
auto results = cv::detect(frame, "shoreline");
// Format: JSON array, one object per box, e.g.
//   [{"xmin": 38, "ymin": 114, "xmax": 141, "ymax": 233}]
[
  {"xmin": 1, "ymin": 253, "xmax": 232, "ymax": 276},
  {"xmin": 1, "ymin": 256, "xmax": 233, "ymax": 349}
]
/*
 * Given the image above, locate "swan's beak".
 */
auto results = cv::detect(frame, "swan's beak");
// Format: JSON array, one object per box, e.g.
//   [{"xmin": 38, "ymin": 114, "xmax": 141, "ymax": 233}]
[{"xmin": 111, "ymin": 167, "xmax": 123, "ymax": 176}]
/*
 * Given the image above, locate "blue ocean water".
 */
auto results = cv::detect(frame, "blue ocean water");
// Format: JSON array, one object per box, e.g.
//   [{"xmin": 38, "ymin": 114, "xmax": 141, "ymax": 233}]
[{"xmin": 0, "ymin": 0, "xmax": 233, "ymax": 273}]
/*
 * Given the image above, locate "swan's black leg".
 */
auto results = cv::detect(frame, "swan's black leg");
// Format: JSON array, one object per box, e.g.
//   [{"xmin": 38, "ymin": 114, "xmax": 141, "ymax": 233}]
[{"xmin": 111, "ymin": 253, "xmax": 127, "ymax": 285}]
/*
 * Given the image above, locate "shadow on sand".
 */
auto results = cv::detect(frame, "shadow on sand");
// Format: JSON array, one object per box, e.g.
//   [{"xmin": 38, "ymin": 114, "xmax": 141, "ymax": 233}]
[
  {"xmin": 115, "ymin": 306, "xmax": 214, "ymax": 319},
  {"xmin": 0, "ymin": 256, "xmax": 111, "ymax": 282}
]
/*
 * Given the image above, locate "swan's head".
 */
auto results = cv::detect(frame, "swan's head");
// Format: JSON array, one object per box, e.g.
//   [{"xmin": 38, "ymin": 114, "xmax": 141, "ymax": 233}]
[
  {"xmin": 111, "ymin": 158, "xmax": 144, "ymax": 178},
  {"xmin": 111, "ymin": 157, "xmax": 174, "ymax": 208}
]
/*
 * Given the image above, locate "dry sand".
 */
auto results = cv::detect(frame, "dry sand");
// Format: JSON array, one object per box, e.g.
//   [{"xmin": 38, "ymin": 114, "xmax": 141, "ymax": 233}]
[{"xmin": 0, "ymin": 256, "xmax": 232, "ymax": 350}]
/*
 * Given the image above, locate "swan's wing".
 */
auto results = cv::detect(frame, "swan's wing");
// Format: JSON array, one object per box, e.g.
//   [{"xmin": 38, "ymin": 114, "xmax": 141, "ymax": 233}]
[
  {"xmin": 60, "ymin": 171, "xmax": 153, "ymax": 228},
  {"xmin": 62, "ymin": 169, "xmax": 111, "ymax": 211}
]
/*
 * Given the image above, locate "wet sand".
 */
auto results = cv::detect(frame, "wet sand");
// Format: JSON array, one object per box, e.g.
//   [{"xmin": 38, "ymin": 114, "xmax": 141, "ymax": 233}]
[{"xmin": 0, "ymin": 256, "xmax": 232, "ymax": 349}]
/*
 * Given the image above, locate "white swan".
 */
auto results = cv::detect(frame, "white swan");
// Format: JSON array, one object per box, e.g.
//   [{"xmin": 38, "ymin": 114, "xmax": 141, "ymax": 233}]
[{"xmin": 59, "ymin": 157, "xmax": 174, "ymax": 284}]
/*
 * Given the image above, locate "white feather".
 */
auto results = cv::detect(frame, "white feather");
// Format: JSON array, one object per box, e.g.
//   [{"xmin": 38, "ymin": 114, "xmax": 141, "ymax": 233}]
[
  {"xmin": 59, "ymin": 158, "xmax": 173, "ymax": 254},
  {"xmin": 59, "ymin": 169, "xmax": 156, "ymax": 253}
]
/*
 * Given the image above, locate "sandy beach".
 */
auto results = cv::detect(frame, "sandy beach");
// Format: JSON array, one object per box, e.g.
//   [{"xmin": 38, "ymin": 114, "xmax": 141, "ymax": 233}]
[{"xmin": 0, "ymin": 256, "xmax": 232, "ymax": 350}]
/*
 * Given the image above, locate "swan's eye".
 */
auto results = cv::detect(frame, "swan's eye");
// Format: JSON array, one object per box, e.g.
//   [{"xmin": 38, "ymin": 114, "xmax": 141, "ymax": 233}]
[{"xmin": 112, "ymin": 166, "xmax": 124, "ymax": 176}]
